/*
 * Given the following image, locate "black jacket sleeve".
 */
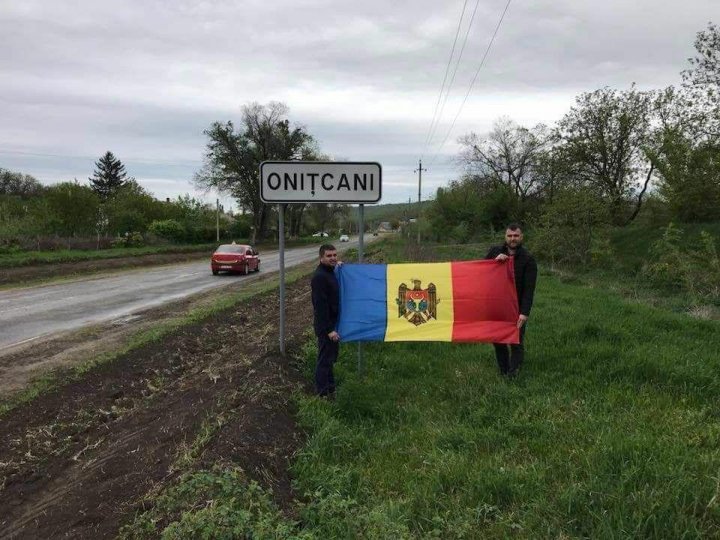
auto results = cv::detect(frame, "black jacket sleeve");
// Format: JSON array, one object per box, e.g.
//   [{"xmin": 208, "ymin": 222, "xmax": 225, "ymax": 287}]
[
  {"xmin": 311, "ymin": 273, "xmax": 333, "ymax": 335},
  {"xmin": 519, "ymin": 255, "xmax": 538, "ymax": 317},
  {"xmin": 485, "ymin": 246, "xmax": 500, "ymax": 259}
]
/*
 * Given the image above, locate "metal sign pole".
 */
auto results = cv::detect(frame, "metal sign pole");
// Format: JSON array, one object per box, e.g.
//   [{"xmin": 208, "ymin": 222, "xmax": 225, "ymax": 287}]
[
  {"xmin": 278, "ymin": 203, "xmax": 286, "ymax": 354},
  {"xmin": 357, "ymin": 204, "xmax": 364, "ymax": 375},
  {"xmin": 358, "ymin": 204, "xmax": 364, "ymax": 261}
]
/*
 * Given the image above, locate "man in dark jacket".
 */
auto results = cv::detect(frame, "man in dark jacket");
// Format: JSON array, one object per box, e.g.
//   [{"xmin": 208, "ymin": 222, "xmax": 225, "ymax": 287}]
[
  {"xmin": 485, "ymin": 223, "xmax": 538, "ymax": 377},
  {"xmin": 311, "ymin": 244, "xmax": 340, "ymax": 397}
]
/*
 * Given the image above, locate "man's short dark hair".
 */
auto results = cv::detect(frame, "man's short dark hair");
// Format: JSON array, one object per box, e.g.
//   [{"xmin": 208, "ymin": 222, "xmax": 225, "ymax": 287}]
[
  {"xmin": 319, "ymin": 244, "xmax": 336, "ymax": 256},
  {"xmin": 506, "ymin": 223, "xmax": 522, "ymax": 232}
]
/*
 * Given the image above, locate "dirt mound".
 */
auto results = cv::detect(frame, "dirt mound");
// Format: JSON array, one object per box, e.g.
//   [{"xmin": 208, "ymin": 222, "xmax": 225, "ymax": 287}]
[{"xmin": 0, "ymin": 278, "xmax": 313, "ymax": 539}]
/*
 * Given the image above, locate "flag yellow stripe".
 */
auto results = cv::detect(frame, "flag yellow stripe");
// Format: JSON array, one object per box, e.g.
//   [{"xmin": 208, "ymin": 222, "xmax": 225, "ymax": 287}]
[{"xmin": 385, "ymin": 262, "xmax": 454, "ymax": 342}]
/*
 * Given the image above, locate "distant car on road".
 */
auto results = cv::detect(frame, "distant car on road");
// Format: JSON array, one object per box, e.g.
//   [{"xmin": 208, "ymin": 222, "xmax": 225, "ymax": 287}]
[
  {"xmin": 211, "ymin": 243, "xmax": 260, "ymax": 275},
  {"xmin": 312, "ymin": 231, "xmax": 329, "ymax": 237},
  {"xmin": 339, "ymin": 234, "xmax": 349, "ymax": 242}
]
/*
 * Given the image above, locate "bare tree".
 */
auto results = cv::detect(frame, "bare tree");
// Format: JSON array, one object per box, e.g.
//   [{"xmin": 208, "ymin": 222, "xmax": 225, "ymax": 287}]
[{"xmin": 458, "ymin": 117, "xmax": 553, "ymax": 204}]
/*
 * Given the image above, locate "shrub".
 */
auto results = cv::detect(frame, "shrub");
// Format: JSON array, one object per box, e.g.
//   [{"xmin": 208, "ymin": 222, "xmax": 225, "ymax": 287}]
[
  {"xmin": 111, "ymin": 231, "xmax": 144, "ymax": 248},
  {"xmin": 226, "ymin": 214, "xmax": 251, "ymax": 240},
  {"xmin": 450, "ymin": 221, "xmax": 471, "ymax": 244},
  {"xmin": 533, "ymin": 187, "xmax": 611, "ymax": 267},
  {"xmin": 148, "ymin": 219, "xmax": 186, "ymax": 243},
  {"xmin": 642, "ymin": 223, "xmax": 720, "ymax": 305}
]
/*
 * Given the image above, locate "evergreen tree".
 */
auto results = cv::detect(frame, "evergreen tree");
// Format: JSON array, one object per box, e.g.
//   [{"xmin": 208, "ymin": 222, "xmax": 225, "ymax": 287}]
[{"xmin": 89, "ymin": 151, "xmax": 130, "ymax": 200}]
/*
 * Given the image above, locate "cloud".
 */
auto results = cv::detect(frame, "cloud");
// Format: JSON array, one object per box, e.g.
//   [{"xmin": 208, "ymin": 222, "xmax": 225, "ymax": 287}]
[{"xmin": 0, "ymin": 0, "xmax": 715, "ymax": 203}]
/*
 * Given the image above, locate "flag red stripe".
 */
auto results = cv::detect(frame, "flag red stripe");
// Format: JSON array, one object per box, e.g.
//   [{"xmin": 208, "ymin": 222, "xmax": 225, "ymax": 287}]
[{"xmin": 450, "ymin": 260, "xmax": 520, "ymax": 344}]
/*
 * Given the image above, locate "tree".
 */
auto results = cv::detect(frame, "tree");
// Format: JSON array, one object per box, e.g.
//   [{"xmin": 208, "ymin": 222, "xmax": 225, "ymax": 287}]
[
  {"xmin": 427, "ymin": 177, "xmax": 518, "ymax": 240},
  {"xmin": 533, "ymin": 187, "xmax": 611, "ymax": 267},
  {"xmin": 647, "ymin": 128, "xmax": 720, "ymax": 222},
  {"xmin": 194, "ymin": 102, "xmax": 317, "ymax": 243},
  {"xmin": 0, "ymin": 168, "xmax": 44, "ymax": 198},
  {"xmin": 557, "ymin": 86, "xmax": 654, "ymax": 224},
  {"xmin": 458, "ymin": 117, "xmax": 554, "ymax": 207},
  {"xmin": 647, "ymin": 57, "xmax": 720, "ymax": 223},
  {"xmin": 165, "ymin": 194, "xmax": 217, "ymax": 242},
  {"xmin": 104, "ymin": 180, "xmax": 165, "ymax": 235},
  {"xmin": 89, "ymin": 151, "xmax": 131, "ymax": 200},
  {"xmin": 306, "ymin": 203, "xmax": 347, "ymax": 235},
  {"xmin": 41, "ymin": 181, "xmax": 100, "ymax": 237},
  {"xmin": 286, "ymin": 203, "xmax": 308, "ymax": 238},
  {"xmin": 682, "ymin": 22, "xmax": 720, "ymax": 141}
]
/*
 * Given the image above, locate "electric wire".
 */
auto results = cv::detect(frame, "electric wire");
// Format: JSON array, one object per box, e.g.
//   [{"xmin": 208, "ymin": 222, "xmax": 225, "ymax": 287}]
[
  {"xmin": 422, "ymin": 0, "xmax": 470, "ymax": 154},
  {"xmin": 424, "ymin": 0, "xmax": 482, "ymax": 155},
  {"xmin": 427, "ymin": 0, "xmax": 513, "ymax": 167}
]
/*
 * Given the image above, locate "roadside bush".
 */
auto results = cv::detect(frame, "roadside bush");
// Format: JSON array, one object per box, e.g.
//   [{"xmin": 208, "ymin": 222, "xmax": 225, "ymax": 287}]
[
  {"xmin": 532, "ymin": 187, "xmax": 611, "ymax": 267},
  {"xmin": 228, "ymin": 215, "xmax": 252, "ymax": 240},
  {"xmin": 111, "ymin": 232, "xmax": 145, "ymax": 248},
  {"xmin": 148, "ymin": 219, "xmax": 186, "ymax": 243},
  {"xmin": 642, "ymin": 223, "xmax": 720, "ymax": 305},
  {"xmin": 450, "ymin": 221, "xmax": 471, "ymax": 244},
  {"xmin": 0, "ymin": 242, "xmax": 21, "ymax": 255}
]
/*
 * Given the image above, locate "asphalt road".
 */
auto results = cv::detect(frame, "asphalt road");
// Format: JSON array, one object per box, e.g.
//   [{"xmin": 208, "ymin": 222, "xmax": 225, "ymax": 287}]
[{"xmin": 0, "ymin": 236, "xmax": 372, "ymax": 352}]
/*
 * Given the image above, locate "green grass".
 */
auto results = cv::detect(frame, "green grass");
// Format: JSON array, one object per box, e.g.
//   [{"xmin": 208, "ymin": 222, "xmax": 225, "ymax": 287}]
[
  {"xmin": 119, "ymin": 467, "xmax": 308, "ymax": 540},
  {"xmin": 288, "ymin": 239, "xmax": 720, "ymax": 538}
]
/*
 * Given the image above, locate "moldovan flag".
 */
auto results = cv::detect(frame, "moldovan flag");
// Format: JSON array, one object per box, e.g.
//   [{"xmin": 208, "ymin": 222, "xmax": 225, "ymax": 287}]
[{"xmin": 337, "ymin": 260, "xmax": 519, "ymax": 344}]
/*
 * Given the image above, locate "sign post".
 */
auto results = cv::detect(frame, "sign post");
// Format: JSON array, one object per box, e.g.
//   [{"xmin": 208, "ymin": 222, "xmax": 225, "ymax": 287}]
[
  {"xmin": 278, "ymin": 203, "xmax": 286, "ymax": 354},
  {"xmin": 260, "ymin": 161, "xmax": 381, "ymax": 356},
  {"xmin": 357, "ymin": 204, "xmax": 365, "ymax": 374}
]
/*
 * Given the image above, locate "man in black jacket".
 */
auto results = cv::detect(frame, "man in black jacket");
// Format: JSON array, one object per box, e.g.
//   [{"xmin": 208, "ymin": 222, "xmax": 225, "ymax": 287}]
[
  {"xmin": 485, "ymin": 224, "xmax": 538, "ymax": 377},
  {"xmin": 311, "ymin": 244, "xmax": 340, "ymax": 397}
]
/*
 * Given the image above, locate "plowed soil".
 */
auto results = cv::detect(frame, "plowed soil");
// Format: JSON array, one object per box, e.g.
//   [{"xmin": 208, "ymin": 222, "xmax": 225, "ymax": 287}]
[{"xmin": 0, "ymin": 277, "xmax": 314, "ymax": 539}]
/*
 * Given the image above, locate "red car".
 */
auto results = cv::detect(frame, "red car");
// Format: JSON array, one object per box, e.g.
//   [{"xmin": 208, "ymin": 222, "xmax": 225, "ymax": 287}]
[{"xmin": 211, "ymin": 244, "xmax": 260, "ymax": 275}]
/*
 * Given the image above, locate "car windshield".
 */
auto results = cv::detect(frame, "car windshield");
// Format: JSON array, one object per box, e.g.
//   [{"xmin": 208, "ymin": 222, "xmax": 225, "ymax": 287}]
[{"xmin": 215, "ymin": 245, "xmax": 246, "ymax": 253}]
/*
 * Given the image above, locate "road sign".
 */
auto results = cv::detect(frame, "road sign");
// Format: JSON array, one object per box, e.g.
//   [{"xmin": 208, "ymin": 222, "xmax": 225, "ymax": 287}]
[{"xmin": 260, "ymin": 161, "xmax": 381, "ymax": 203}]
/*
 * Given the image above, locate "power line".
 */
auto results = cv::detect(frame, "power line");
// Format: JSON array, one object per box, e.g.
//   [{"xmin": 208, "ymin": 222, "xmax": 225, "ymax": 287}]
[
  {"xmin": 428, "ymin": 0, "xmax": 513, "ymax": 167},
  {"xmin": 422, "ymin": 0, "xmax": 470, "ymax": 154},
  {"xmin": 424, "ymin": 0, "xmax": 482, "ymax": 155}
]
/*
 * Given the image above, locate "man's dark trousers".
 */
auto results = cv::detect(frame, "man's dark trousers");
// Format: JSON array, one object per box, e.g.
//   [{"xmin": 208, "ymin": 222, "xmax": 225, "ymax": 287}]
[
  {"xmin": 494, "ymin": 324, "xmax": 526, "ymax": 375},
  {"xmin": 315, "ymin": 333, "xmax": 339, "ymax": 396}
]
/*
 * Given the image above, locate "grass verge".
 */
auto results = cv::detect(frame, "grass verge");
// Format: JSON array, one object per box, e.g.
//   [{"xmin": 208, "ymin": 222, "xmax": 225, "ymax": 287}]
[{"xmin": 0, "ymin": 243, "xmax": 218, "ymax": 268}]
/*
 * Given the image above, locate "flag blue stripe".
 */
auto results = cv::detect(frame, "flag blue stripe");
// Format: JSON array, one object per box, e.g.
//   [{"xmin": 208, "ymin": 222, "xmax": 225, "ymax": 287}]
[{"xmin": 337, "ymin": 264, "xmax": 387, "ymax": 342}]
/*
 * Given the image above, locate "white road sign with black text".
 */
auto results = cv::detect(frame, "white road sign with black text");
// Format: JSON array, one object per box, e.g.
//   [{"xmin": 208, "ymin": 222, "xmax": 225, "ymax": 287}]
[{"xmin": 260, "ymin": 161, "xmax": 382, "ymax": 203}]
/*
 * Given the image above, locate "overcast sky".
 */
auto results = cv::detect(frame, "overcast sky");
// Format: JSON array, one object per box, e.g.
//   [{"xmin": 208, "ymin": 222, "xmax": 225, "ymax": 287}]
[{"xmin": 0, "ymin": 0, "xmax": 716, "ymax": 209}]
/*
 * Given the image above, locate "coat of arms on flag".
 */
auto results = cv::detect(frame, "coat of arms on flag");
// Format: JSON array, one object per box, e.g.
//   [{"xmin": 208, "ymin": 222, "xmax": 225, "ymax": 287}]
[{"xmin": 397, "ymin": 279, "xmax": 438, "ymax": 326}]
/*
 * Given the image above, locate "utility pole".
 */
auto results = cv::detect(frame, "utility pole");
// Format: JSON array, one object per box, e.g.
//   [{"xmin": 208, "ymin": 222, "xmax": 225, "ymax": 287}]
[
  {"xmin": 414, "ymin": 159, "xmax": 427, "ymax": 243},
  {"xmin": 216, "ymin": 198, "xmax": 220, "ymax": 242}
]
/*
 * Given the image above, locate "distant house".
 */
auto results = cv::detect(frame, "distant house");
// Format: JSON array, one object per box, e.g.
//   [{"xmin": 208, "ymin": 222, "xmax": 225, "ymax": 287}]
[{"xmin": 378, "ymin": 221, "xmax": 392, "ymax": 231}]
